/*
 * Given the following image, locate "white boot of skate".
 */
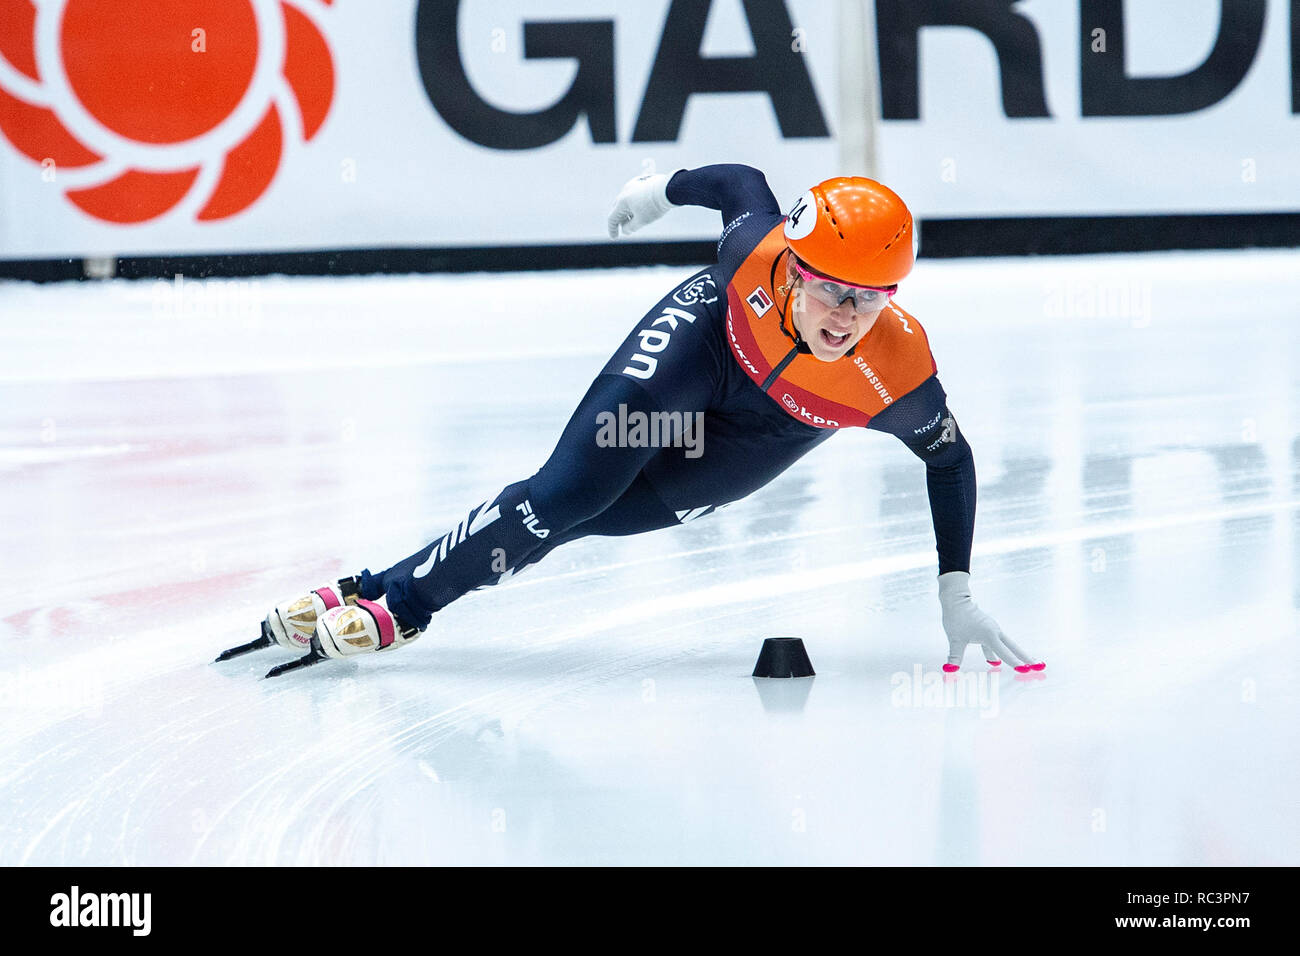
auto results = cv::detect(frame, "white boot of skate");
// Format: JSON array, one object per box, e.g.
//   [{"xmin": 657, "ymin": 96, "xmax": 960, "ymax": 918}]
[
  {"xmin": 263, "ymin": 597, "xmax": 422, "ymax": 678},
  {"xmin": 214, "ymin": 577, "xmax": 361, "ymax": 662},
  {"xmin": 263, "ymin": 581, "xmax": 359, "ymax": 652},
  {"xmin": 313, "ymin": 597, "xmax": 422, "ymax": 660}
]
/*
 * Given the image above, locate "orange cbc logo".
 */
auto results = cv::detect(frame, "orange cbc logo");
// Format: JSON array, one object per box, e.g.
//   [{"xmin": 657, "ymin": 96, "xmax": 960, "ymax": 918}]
[{"xmin": 0, "ymin": 0, "xmax": 335, "ymax": 224}]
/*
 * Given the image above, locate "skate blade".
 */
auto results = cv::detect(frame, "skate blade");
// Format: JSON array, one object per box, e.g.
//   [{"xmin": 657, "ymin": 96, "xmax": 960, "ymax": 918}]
[
  {"xmin": 215, "ymin": 622, "xmax": 276, "ymax": 662},
  {"xmin": 265, "ymin": 647, "xmax": 327, "ymax": 679}
]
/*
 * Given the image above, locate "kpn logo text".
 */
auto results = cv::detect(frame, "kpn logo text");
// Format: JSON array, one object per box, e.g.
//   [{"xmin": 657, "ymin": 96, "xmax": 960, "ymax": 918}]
[{"xmin": 49, "ymin": 886, "xmax": 151, "ymax": 937}]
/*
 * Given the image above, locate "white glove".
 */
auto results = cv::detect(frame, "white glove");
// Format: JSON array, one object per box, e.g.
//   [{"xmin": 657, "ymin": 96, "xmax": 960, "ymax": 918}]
[
  {"xmin": 606, "ymin": 171, "xmax": 676, "ymax": 238},
  {"xmin": 937, "ymin": 571, "xmax": 1043, "ymax": 673}
]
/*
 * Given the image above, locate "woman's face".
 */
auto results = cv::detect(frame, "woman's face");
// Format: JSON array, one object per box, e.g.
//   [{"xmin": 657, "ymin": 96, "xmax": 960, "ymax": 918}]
[{"xmin": 787, "ymin": 259, "xmax": 889, "ymax": 362}]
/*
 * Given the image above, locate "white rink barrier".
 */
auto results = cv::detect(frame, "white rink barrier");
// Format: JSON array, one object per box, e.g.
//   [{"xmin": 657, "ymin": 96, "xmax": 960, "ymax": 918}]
[
  {"xmin": 869, "ymin": 0, "xmax": 1300, "ymax": 218},
  {"xmin": 0, "ymin": 0, "xmax": 1295, "ymax": 266}
]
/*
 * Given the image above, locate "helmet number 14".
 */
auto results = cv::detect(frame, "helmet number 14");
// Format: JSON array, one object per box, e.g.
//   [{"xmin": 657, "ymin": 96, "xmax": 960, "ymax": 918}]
[{"xmin": 788, "ymin": 197, "xmax": 808, "ymax": 228}]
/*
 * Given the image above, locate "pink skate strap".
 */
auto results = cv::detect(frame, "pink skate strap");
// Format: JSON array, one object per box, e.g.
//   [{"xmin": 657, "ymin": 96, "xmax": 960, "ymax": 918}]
[
  {"xmin": 313, "ymin": 587, "xmax": 341, "ymax": 610},
  {"xmin": 356, "ymin": 599, "xmax": 395, "ymax": 648}
]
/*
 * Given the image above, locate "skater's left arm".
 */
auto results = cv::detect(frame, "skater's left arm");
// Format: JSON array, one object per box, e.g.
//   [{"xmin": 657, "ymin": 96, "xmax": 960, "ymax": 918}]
[
  {"xmin": 868, "ymin": 377, "xmax": 1043, "ymax": 673},
  {"xmin": 606, "ymin": 164, "xmax": 780, "ymax": 239}
]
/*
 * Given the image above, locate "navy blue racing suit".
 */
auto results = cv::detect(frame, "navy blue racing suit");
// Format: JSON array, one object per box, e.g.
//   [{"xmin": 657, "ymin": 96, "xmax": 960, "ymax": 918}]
[{"xmin": 365, "ymin": 166, "xmax": 976, "ymax": 630}]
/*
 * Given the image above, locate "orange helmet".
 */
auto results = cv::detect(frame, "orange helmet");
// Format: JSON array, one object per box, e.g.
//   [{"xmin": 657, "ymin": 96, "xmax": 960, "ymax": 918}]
[{"xmin": 783, "ymin": 177, "xmax": 915, "ymax": 287}]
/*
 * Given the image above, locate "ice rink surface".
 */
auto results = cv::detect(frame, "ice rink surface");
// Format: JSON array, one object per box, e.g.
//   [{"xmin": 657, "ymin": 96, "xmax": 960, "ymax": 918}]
[{"xmin": 2, "ymin": 249, "xmax": 1298, "ymax": 865}]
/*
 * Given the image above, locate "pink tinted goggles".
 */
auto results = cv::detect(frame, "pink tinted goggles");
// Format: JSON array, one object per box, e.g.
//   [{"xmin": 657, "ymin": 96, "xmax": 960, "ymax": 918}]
[{"xmin": 791, "ymin": 259, "xmax": 896, "ymax": 314}]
